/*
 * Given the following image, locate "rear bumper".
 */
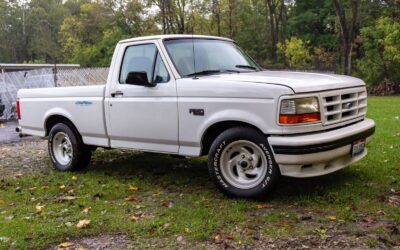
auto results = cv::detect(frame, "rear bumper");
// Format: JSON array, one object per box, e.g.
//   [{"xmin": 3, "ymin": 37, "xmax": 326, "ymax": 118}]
[{"xmin": 268, "ymin": 118, "xmax": 375, "ymax": 177}]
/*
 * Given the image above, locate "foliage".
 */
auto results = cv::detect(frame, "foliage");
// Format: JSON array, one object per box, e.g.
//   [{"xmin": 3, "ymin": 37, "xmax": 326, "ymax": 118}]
[
  {"xmin": 355, "ymin": 17, "xmax": 400, "ymax": 89},
  {"xmin": 313, "ymin": 47, "xmax": 338, "ymax": 71},
  {"xmin": 1, "ymin": 0, "xmax": 400, "ymax": 91},
  {"xmin": 277, "ymin": 37, "xmax": 312, "ymax": 69}
]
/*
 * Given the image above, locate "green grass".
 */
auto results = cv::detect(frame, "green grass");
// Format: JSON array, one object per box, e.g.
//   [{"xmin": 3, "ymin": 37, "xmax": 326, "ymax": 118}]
[{"xmin": 0, "ymin": 97, "xmax": 399, "ymax": 249}]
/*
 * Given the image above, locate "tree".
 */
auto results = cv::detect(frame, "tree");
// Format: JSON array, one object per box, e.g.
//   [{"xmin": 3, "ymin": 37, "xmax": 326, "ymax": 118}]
[
  {"xmin": 287, "ymin": 0, "xmax": 337, "ymax": 50},
  {"xmin": 264, "ymin": 0, "xmax": 286, "ymax": 63},
  {"xmin": 211, "ymin": 0, "xmax": 221, "ymax": 36},
  {"xmin": 333, "ymin": 0, "xmax": 360, "ymax": 75},
  {"xmin": 356, "ymin": 17, "xmax": 400, "ymax": 92}
]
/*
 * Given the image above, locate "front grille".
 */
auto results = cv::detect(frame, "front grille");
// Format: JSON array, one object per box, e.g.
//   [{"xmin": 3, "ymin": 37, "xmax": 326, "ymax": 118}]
[{"xmin": 321, "ymin": 87, "xmax": 367, "ymax": 125}]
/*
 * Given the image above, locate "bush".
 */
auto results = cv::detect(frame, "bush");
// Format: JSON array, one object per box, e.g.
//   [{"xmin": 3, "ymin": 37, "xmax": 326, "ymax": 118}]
[
  {"xmin": 356, "ymin": 17, "xmax": 400, "ymax": 93},
  {"xmin": 277, "ymin": 37, "xmax": 312, "ymax": 69}
]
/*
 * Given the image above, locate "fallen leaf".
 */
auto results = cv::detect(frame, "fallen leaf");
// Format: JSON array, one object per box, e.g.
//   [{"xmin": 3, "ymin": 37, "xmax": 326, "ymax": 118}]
[
  {"xmin": 58, "ymin": 242, "xmax": 74, "ymax": 248},
  {"xmin": 0, "ymin": 199, "xmax": 4, "ymax": 205},
  {"xmin": 29, "ymin": 187, "xmax": 37, "ymax": 191},
  {"xmin": 376, "ymin": 210, "xmax": 386, "ymax": 215},
  {"xmin": 362, "ymin": 216, "xmax": 375, "ymax": 224},
  {"xmin": 57, "ymin": 196, "xmax": 76, "ymax": 202},
  {"xmin": 129, "ymin": 215, "xmax": 140, "ymax": 221},
  {"xmin": 388, "ymin": 195, "xmax": 400, "ymax": 206},
  {"xmin": 125, "ymin": 195, "xmax": 138, "ymax": 202},
  {"xmin": 256, "ymin": 204, "xmax": 273, "ymax": 209},
  {"xmin": 65, "ymin": 222, "xmax": 73, "ymax": 227},
  {"xmin": 82, "ymin": 207, "xmax": 91, "ymax": 214},
  {"xmin": 160, "ymin": 200, "xmax": 173, "ymax": 208},
  {"xmin": 59, "ymin": 185, "xmax": 65, "ymax": 189},
  {"xmin": 214, "ymin": 234, "xmax": 222, "ymax": 243},
  {"xmin": 71, "ymin": 176, "xmax": 78, "ymax": 181},
  {"xmin": 328, "ymin": 215, "xmax": 337, "ymax": 221},
  {"xmin": 35, "ymin": 205, "xmax": 44, "ymax": 213},
  {"xmin": 142, "ymin": 212, "xmax": 154, "ymax": 219},
  {"xmin": 127, "ymin": 185, "xmax": 138, "ymax": 191},
  {"xmin": 67, "ymin": 189, "xmax": 74, "ymax": 194},
  {"xmin": 185, "ymin": 227, "xmax": 192, "ymax": 233},
  {"xmin": 76, "ymin": 219, "xmax": 90, "ymax": 229},
  {"xmin": 0, "ymin": 123, "xmax": 4, "ymax": 128}
]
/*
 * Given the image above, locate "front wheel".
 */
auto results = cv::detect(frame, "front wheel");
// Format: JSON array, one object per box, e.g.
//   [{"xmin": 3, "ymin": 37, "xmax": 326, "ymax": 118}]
[
  {"xmin": 48, "ymin": 123, "xmax": 92, "ymax": 171},
  {"xmin": 208, "ymin": 127, "xmax": 280, "ymax": 198}
]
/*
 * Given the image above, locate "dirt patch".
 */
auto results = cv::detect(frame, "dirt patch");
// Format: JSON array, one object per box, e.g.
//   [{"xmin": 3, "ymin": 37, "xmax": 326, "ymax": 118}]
[
  {"xmin": 0, "ymin": 138, "xmax": 50, "ymax": 179},
  {"xmin": 48, "ymin": 229, "xmax": 400, "ymax": 250},
  {"xmin": 49, "ymin": 234, "xmax": 131, "ymax": 250}
]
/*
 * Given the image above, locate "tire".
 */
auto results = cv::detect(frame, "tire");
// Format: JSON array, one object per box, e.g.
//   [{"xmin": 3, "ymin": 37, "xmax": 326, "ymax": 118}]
[
  {"xmin": 208, "ymin": 127, "xmax": 280, "ymax": 198},
  {"xmin": 48, "ymin": 122, "xmax": 92, "ymax": 171}
]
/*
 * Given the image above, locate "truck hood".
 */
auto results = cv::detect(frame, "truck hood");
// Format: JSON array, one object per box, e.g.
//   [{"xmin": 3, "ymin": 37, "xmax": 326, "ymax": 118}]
[{"xmin": 218, "ymin": 70, "xmax": 365, "ymax": 93}]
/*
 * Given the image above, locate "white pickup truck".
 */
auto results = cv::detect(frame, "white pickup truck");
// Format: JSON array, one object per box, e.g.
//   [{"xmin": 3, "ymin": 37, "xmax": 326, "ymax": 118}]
[{"xmin": 17, "ymin": 35, "xmax": 375, "ymax": 198}]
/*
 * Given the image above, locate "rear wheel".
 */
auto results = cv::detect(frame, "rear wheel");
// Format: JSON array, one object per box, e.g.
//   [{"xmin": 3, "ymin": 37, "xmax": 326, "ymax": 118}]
[
  {"xmin": 208, "ymin": 127, "xmax": 280, "ymax": 198},
  {"xmin": 48, "ymin": 123, "xmax": 92, "ymax": 171}
]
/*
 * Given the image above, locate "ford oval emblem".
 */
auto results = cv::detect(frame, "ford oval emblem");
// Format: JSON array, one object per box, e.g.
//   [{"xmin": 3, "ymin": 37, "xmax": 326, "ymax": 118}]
[{"xmin": 344, "ymin": 102, "xmax": 352, "ymax": 109}]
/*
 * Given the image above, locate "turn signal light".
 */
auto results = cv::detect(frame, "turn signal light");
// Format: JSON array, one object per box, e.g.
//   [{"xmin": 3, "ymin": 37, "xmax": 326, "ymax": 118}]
[
  {"xmin": 279, "ymin": 113, "xmax": 320, "ymax": 124},
  {"xmin": 16, "ymin": 100, "xmax": 21, "ymax": 120}
]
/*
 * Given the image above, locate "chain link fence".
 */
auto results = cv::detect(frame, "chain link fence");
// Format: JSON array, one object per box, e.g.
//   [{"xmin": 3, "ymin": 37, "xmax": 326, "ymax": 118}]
[{"xmin": 0, "ymin": 68, "xmax": 109, "ymax": 120}]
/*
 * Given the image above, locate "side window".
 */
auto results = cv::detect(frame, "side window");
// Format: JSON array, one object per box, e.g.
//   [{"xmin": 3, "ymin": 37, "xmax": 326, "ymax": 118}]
[{"xmin": 119, "ymin": 43, "xmax": 169, "ymax": 84}]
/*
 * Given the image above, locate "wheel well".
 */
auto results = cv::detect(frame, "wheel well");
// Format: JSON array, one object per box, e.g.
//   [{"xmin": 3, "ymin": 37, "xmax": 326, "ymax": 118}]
[
  {"xmin": 45, "ymin": 115, "xmax": 80, "ymax": 138},
  {"xmin": 200, "ymin": 121, "xmax": 263, "ymax": 156}
]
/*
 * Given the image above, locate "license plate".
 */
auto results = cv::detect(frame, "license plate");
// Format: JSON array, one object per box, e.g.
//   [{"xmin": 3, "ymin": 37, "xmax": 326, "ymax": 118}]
[{"xmin": 351, "ymin": 138, "xmax": 366, "ymax": 157}]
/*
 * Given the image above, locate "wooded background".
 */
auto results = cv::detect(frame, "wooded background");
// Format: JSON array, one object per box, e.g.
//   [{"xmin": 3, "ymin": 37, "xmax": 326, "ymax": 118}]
[{"xmin": 1, "ymin": 0, "xmax": 400, "ymax": 94}]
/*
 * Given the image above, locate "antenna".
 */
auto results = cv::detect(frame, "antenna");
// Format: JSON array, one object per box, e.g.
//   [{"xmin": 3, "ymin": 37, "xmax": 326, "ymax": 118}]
[{"xmin": 191, "ymin": 5, "xmax": 197, "ymax": 79}]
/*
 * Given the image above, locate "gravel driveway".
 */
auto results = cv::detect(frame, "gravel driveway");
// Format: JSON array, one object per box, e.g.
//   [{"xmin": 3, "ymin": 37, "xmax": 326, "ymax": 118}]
[
  {"xmin": 0, "ymin": 120, "xmax": 27, "ymax": 145},
  {"xmin": 0, "ymin": 120, "xmax": 49, "ymax": 179}
]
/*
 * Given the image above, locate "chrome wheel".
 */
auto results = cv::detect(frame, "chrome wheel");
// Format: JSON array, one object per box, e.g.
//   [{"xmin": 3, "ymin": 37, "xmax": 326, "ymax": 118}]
[
  {"xmin": 52, "ymin": 132, "xmax": 73, "ymax": 165},
  {"xmin": 220, "ymin": 140, "xmax": 268, "ymax": 189}
]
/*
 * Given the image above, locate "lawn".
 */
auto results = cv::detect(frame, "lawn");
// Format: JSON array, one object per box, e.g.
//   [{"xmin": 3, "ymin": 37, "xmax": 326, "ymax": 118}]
[{"xmin": 0, "ymin": 97, "xmax": 399, "ymax": 249}]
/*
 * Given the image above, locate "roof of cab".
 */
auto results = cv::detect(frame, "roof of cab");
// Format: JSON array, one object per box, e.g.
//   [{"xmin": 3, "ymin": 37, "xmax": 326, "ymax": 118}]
[{"xmin": 119, "ymin": 34, "xmax": 233, "ymax": 44}]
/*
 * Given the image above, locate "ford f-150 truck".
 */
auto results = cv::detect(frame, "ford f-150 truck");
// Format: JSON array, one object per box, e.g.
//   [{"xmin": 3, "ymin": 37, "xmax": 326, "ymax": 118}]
[{"xmin": 17, "ymin": 35, "xmax": 375, "ymax": 198}]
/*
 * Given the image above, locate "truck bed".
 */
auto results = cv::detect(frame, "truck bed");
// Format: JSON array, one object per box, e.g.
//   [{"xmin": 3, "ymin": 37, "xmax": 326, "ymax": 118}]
[{"xmin": 18, "ymin": 85, "xmax": 109, "ymax": 147}]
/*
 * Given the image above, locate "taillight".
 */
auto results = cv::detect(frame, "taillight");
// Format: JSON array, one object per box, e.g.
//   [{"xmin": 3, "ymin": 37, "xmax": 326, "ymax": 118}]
[{"xmin": 16, "ymin": 100, "xmax": 21, "ymax": 120}]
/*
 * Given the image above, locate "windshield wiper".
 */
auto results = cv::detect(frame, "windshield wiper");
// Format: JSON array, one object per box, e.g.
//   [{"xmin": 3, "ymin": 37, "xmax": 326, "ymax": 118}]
[
  {"xmin": 235, "ymin": 65, "xmax": 258, "ymax": 71},
  {"xmin": 186, "ymin": 69, "xmax": 240, "ymax": 77}
]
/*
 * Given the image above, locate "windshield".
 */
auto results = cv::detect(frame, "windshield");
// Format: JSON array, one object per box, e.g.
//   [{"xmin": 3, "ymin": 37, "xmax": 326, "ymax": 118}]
[{"xmin": 163, "ymin": 39, "xmax": 261, "ymax": 77}]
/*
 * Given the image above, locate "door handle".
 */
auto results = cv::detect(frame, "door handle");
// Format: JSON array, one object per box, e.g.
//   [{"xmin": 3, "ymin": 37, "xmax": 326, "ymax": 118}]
[{"xmin": 111, "ymin": 91, "xmax": 124, "ymax": 97}]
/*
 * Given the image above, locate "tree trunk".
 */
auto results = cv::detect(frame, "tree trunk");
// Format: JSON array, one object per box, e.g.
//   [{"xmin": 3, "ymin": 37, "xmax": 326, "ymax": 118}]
[
  {"xmin": 228, "ymin": 0, "xmax": 233, "ymax": 38},
  {"xmin": 212, "ymin": 0, "xmax": 221, "ymax": 36},
  {"xmin": 343, "ymin": 41, "xmax": 352, "ymax": 75},
  {"xmin": 333, "ymin": 0, "xmax": 360, "ymax": 75},
  {"xmin": 266, "ymin": 0, "xmax": 278, "ymax": 63}
]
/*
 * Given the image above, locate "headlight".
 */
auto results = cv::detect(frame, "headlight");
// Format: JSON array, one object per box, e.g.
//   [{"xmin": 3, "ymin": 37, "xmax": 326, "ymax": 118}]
[{"xmin": 279, "ymin": 97, "xmax": 320, "ymax": 124}]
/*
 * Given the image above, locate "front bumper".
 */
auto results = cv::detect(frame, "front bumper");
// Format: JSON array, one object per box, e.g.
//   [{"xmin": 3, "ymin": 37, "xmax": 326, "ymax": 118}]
[{"xmin": 268, "ymin": 118, "xmax": 375, "ymax": 178}]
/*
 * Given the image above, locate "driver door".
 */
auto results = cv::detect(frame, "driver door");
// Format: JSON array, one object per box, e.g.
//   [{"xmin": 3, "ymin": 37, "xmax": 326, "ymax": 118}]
[{"xmin": 107, "ymin": 41, "xmax": 179, "ymax": 153}]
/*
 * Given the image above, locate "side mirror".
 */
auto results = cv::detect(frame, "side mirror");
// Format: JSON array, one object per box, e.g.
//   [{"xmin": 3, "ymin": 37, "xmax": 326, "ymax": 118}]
[{"xmin": 125, "ymin": 71, "xmax": 156, "ymax": 87}]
